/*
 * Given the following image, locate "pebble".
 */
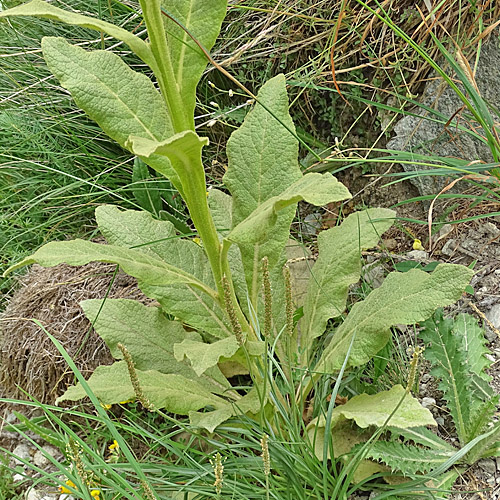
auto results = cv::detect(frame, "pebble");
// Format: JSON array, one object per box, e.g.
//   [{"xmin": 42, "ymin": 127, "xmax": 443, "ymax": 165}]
[
  {"xmin": 33, "ymin": 445, "xmax": 60, "ymax": 468},
  {"xmin": 435, "ymin": 417, "xmax": 445, "ymax": 426},
  {"xmin": 479, "ymin": 458, "xmax": 497, "ymax": 475},
  {"xmin": 421, "ymin": 373, "xmax": 432, "ymax": 383},
  {"xmin": 407, "ymin": 249, "xmax": 428, "ymax": 261},
  {"xmin": 11, "ymin": 443, "xmax": 32, "ymax": 465},
  {"xmin": 441, "ymin": 239, "xmax": 457, "ymax": 256},
  {"xmin": 421, "ymin": 397, "xmax": 436, "ymax": 409},
  {"xmin": 13, "ymin": 473, "xmax": 25, "ymax": 483},
  {"xmin": 486, "ymin": 304, "xmax": 500, "ymax": 330}
]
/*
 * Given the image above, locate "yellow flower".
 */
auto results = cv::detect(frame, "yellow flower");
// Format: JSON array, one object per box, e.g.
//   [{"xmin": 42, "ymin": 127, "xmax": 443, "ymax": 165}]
[
  {"xmin": 119, "ymin": 399, "xmax": 133, "ymax": 404},
  {"xmin": 108, "ymin": 440, "xmax": 119, "ymax": 451},
  {"xmin": 90, "ymin": 489, "xmax": 101, "ymax": 499},
  {"xmin": 193, "ymin": 237, "xmax": 201, "ymax": 246},
  {"xmin": 101, "ymin": 403, "xmax": 112, "ymax": 410},
  {"xmin": 412, "ymin": 239, "xmax": 424, "ymax": 251},
  {"xmin": 59, "ymin": 479, "xmax": 76, "ymax": 494}
]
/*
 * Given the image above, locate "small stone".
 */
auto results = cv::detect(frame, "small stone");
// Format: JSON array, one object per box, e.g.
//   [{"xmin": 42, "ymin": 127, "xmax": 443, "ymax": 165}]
[
  {"xmin": 435, "ymin": 417, "xmax": 445, "ymax": 426},
  {"xmin": 26, "ymin": 489, "xmax": 42, "ymax": 500},
  {"xmin": 5, "ymin": 412, "xmax": 17, "ymax": 424},
  {"xmin": 479, "ymin": 458, "xmax": 497, "ymax": 475},
  {"xmin": 485, "ymin": 354, "xmax": 495, "ymax": 363},
  {"xmin": 486, "ymin": 304, "xmax": 500, "ymax": 330},
  {"xmin": 441, "ymin": 239, "xmax": 457, "ymax": 257},
  {"xmin": 382, "ymin": 238, "xmax": 398, "ymax": 251},
  {"xmin": 362, "ymin": 265, "xmax": 385, "ymax": 289},
  {"xmin": 12, "ymin": 443, "xmax": 32, "ymax": 465},
  {"xmin": 407, "ymin": 250, "xmax": 428, "ymax": 261},
  {"xmin": 13, "ymin": 473, "xmax": 25, "ymax": 482},
  {"xmin": 33, "ymin": 450, "xmax": 50, "ymax": 468},
  {"xmin": 421, "ymin": 397, "xmax": 436, "ymax": 409},
  {"xmin": 301, "ymin": 212, "xmax": 322, "ymax": 236},
  {"xmin": 59, "ymin": 496, "xmax": 75, "ymax": 500},
  {"xmin": 421, "ymin": 373, "xmax": 432, "ymax": 383}
]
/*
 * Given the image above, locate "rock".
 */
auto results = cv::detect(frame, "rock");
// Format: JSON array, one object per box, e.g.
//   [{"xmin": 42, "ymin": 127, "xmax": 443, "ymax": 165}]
[
  {"xmin": 407, "ymin": 250, "xmax": 428, "ymax": 261},
  {"xmin": 382, "ymin": 238, "xmax": 398, "ymax": 251},
  {"xmin": 362, "ymin": 265, "xmax": 385, "ymax": 289},
  {"xmin": 13, "ymin": 473, "xmax": 25, "ymax": 483},
  {"xmin": 301, "ymin": 212, "xmax": 322, "ymax": 236},
  {"xmin": 441, "ymin": 239, "xmax": 458, "ymax": 257},
  {"xmin": 387, "ymin": 36, "xmax": 500, "ymax": 197},
  {"xmin": 486, "ymin": 304, "xmax": 500, "ymax": 330},
  {"xmin": 421, "ymin": 397, "xmax": 436, "ymax": 409},
  {"xmin": 33, "ymin": 445, "xmax": 60, "ymax": 468},
  {"xmin": 421, "ymin": 373, "xmax": 432, "ymax": 383},
  {"xmin": 435, "ymin": 417, "xmax": 445, "ymax": 426},
  {"xmin": 479, "ymin": 458, "xmax": 497, "ymax": 475},
  {"xmin": 12, "ymin": 443, "xmax": 32, "ymax": 465},
  {"xmin": 26, "ymin": 489, "xmax": 42, "ymax": 500}
]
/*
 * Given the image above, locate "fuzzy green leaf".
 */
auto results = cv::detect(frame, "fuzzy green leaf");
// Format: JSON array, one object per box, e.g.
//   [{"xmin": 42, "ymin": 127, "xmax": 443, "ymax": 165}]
[
  {"xmin": 224, "ymin": 75, "xmax": 302, "ymax": 300},
  {"xmin": 307, "ymin": 386, "xmax": 435, "ymax": 461},
  {"xmin": 188, "ymin": 407, "xmax": 233, "ymax": 433},
  {"xmin": 81, "ymin": 299, "xmax": 229, "ymax": 392},
  {"xmin": 95, "ymin": 206, "xmax": 232, "ymax": 339},
  {"xmin": 4, "ymin": 240, "xmax": 215, "ymax": 297},
  {"xmin": 160, "ymin": 0, "xmax": 227, "ymax": 125},
  {"xmin": 228, "ymin": 172, "xmax": 351, "ymax": 246},
  {"xmin": 57, "ymin": 361, "xmax": 227, "ymax": 413},
  {"xmin": 0, "ymin": 0, "xmax": 154, "ymax": 65},
  {"xmin": 301, "ymin": 208, "xmax": 395, "ymax": 353},
  {"xmin": 40, "ymin": 37, "xmax": 181, "ymax": 192},
  {"xmin": 316, "ymin": 264, "xmax": 474, "ymax": 373},
  {"xmin": 360, "ymin": 441, "xmax": 454, "ymax": 475},
  {"xmin": 174, "ymin": 337, "xmax": 240, "ymax": 376}
]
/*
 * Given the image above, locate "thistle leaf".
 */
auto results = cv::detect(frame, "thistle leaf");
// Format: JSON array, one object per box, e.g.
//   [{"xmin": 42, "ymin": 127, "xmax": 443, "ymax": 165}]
[
  {"xmin": 359, "ymin": 441, "xmax": 454, "ymax": 475},
  {"xmin": 420, "ymin": 310, "xmax": 494, "ymax": 445}
]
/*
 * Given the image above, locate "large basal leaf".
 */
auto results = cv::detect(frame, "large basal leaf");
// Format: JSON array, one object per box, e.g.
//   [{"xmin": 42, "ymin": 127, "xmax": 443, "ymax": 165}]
[
  {"xmin": 81, "ymin": 299, "xmax": 229, "ymax": 393},
  {"xmin": 95, "ymin": 205, "xmax": 232, "ymax": 339},
  {"xmin": 227, "ymin": 172, "xmax": 351, "ymax": 246},
  {"xmin": 224, "ymin": 75, "xmax": 302, "ymax": 300},
  {"xmin": 4, "ymin": 240, "xmax": 216, "ymax": 298},
  {"xmin": 160, "ymin": 0, "xmax": 227, "ymax": 127},
  {"xmin": 57, "ymin": 361, "xmax": 227, "ymax": 414},
  {"xmin": 40, "ymin": 37, "xmax": 181, "ymax": 192},
  {"xmin": 307, "ymin": 385, "xmax": 436, "ymax": 460},
  {"xmin": 315, "ymin": 264, "xmax": 474, "ymax": 373},
  {"xmin": 0, "ymin": 0, "xmax": 154, "ymax": 65},
  {"xmin": 300, "ymin": 208, "xmax": 395, "ymax": 355},
  {"xmin": 174, "ymin": 337, "xmax": 240, "ymax": 376}
]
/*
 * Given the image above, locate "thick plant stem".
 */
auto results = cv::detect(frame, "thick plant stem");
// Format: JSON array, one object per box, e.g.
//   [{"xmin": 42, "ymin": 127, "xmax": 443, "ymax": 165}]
[{"xmin": 139, "ymin": 0, "xmax": 191, "ymax": 132}]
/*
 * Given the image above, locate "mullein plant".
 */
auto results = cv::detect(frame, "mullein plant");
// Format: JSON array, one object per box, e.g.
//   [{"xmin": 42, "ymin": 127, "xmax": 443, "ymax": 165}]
[{"xmin": 0, "ymin": 0, "xmax": 478, "ymax": 485}]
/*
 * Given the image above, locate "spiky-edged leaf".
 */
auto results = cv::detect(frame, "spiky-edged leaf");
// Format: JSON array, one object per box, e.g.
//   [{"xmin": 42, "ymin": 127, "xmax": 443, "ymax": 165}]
[
  {"xmin": 316, "ymin": 264, "xmax": 473, "ymax": 373},
  {"xmin": 359, "ymin": 441, "xmax": 454, "ymax": 475},
  {"xmin": 81, "ymin": 299, "xmax": 229, "ymax": 392},
  {"xmin": 95, "ymin": 206, "xmax": 232, "ymax": 339},
  {"xmin": 301, "ymin": 208, "xmax": 395, "ymax": 355},
  {"xmin": 0, "ymin": 0, "xmax": 153, "ymax": 65},
  {"xmin": 420, "ymin": 310, "xmax": 494, "ymax": 445},
  {"xmin": 56, "ymin": 361, "xmax": 227, "ymax": 413},
  {"xmin": 388, "ymin": 426, "xmax": 454, "ymax": 451}
]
